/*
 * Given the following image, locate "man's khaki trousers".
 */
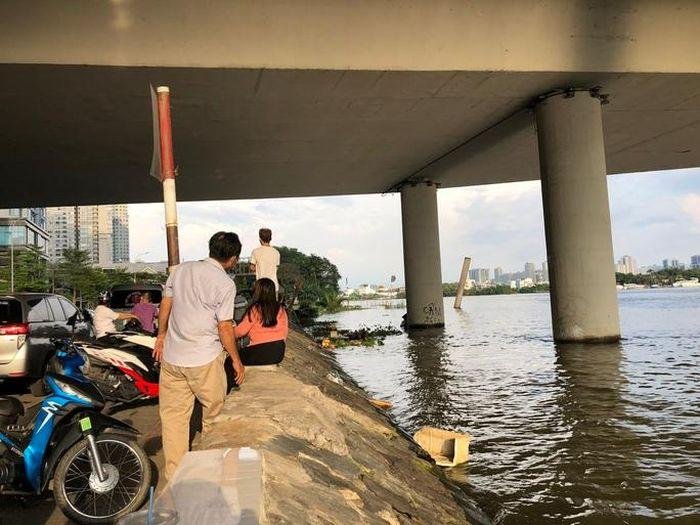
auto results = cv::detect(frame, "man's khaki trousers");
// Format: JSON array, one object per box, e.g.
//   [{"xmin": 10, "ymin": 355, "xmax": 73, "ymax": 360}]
[{"xmin": 159, "ymin": 352, "xmax": 227, "ymax": 481}]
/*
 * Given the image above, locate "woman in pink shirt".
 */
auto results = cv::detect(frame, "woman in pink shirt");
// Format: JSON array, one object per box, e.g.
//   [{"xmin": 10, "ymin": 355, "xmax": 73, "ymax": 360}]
[{"xmin": 234, "ymin": 278, "xmax": 288, "ymax": 365}]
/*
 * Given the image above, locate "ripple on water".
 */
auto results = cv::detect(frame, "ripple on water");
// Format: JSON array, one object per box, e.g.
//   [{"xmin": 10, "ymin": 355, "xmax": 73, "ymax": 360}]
[{"xmin": 328, "ymin": 289, "xmax": 700, "ymax": 524}]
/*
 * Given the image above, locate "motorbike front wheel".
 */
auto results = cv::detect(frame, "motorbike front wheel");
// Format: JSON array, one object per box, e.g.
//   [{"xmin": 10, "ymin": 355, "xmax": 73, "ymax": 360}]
[{"xmin": 53, "ymin": 434, "xmax": 152, "ymax": 524}]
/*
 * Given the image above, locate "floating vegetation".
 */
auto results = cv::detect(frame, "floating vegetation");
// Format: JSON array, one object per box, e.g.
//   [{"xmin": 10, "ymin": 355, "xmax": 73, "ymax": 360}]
[{"xmin": 310, "ymin": 322, "xmax": 402, "ymax": 348}]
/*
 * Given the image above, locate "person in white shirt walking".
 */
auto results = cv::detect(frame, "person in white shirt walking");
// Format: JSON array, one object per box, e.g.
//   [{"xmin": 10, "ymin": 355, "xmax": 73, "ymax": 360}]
[
  {"xmin": 250, "ymin": 228, "xmax": 280, "ymax": 291},
  {"xmin": 153, "ymin": 231, "xmax": 246, "ymax": 481}
]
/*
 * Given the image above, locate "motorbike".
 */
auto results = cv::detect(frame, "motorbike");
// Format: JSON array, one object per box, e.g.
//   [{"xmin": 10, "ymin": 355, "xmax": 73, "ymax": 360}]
[
  {"xmin": 0, "ymin": 339, "xmax": 152, "ymax": 523},
  {"xmin": 78, "ymin": 324, "xmax": 160, "ymax": 407}
]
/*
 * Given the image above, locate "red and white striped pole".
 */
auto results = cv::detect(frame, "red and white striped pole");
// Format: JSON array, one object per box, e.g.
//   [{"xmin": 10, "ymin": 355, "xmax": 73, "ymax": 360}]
[{"xmin": 156, "ymin": 86, "xmax": 180, "ymax": 270}]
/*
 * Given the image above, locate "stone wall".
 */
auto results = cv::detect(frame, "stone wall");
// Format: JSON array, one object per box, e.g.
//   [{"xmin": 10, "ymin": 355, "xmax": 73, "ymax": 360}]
[{"xmin": 197, "ymin": 330, "xmax": 486, "ymax": 524}]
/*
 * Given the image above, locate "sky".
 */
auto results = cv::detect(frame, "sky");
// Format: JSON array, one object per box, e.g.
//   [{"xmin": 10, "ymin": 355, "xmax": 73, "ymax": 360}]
[{"xmin": 129, "ymin": 168, "xmax": 700, "ymax": 287}]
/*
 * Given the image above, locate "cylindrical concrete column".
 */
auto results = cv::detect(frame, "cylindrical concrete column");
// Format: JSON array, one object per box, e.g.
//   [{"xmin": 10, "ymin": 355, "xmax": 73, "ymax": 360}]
[
  {"xmin": 400, "ymin": 181, "xmax": 444, "ymax": 328},
  {"xmin": 535, "ymin": 91, "xmax": 620, "ymax": 343}
]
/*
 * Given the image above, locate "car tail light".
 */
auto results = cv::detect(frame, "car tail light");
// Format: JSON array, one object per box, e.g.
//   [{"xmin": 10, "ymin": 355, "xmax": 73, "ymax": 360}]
[{"xmin": 0, "ymin": 323, "xmax": 29, "ymax": 336}]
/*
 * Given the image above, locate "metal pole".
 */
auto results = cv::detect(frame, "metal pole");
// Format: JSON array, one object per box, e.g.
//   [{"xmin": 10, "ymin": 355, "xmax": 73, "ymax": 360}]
[
  {"xmin": 74, "ymin": 205, "xmax": 80, "ymax": 250},
  {"xmin": 156, "ymin": 86, "xmax": 180, "ymax": 270},
  {"xmin": 9, "ymin": 221, "xmax": 14, "ymax": 293},
  {"xmin": 453, "ymin": 257, "xmax": 472, "ymax": 309}
]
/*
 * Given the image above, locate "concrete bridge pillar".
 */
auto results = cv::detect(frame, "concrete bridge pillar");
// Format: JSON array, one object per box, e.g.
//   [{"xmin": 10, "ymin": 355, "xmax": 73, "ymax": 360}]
[
  {"xmin": 400, "ymin": 181, "xmax": 444, "ymax": 328},
  {"xmin": 535, "ymin": 90, "xmax": 620, "ymax": 343}
]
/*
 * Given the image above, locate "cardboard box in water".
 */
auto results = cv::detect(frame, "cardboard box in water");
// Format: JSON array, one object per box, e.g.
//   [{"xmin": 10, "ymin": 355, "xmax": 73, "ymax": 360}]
[{"xmin": 413, "ymin": 426, "xmax": 471, "ymax": 467}]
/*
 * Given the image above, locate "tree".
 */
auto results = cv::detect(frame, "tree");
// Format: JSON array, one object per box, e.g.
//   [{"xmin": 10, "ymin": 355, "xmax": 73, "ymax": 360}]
[
  {"xmin": 55, "ymin": 248, "xmax": 106, "ymax": 304},
  {"xmin": 0, "ymin": 247, "xmax": 50, "ymax": 293},
  {"xmin": 276, "ymin": 246, "xmax": 341, "ymax": 321},
  {"xmin": 318, "ymin": 289, "xmax": 347, "ymax": 314},
  {"xmin": 14, "ymin": 247, "xmax": 50, "ymax": 292}
]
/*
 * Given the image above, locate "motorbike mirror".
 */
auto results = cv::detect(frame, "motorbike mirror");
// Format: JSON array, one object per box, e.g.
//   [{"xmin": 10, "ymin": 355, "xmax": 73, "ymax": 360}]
[
  {"xmin": 67, "ymin": 312, "xmax": 79, "ymax": 341},
  {"xmin": 81, "ymin": 308, "xmax": 93, "ymax": 323}
]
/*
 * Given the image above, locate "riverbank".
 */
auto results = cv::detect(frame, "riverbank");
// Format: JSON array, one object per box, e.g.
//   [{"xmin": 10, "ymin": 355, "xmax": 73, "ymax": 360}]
[{"xmin": 195, "ymin": 330, "xmax": 483, "ymax": 524}]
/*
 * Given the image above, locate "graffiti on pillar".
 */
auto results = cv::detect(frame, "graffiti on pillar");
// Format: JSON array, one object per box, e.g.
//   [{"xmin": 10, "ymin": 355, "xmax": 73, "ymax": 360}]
[{"xmin": 422, "ymin": 302, "xmax": 442, "ymax": 324}]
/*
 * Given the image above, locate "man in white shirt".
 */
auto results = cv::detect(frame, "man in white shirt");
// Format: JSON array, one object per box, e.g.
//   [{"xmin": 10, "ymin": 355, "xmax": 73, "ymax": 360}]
[
  {"xmin": 250, "ymin": 228, "xmax": 280, "ymax": 290},
  {"xmin": 153, "ymin": 232, "xmax": 246, "ymax": 481},
  {"xmin": 93, "ymin": 296, "xmax": 137, "ymax": 338}
]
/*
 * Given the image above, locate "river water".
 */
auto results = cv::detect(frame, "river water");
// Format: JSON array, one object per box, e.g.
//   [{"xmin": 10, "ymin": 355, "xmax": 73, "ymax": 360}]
[{"xmin": 322, "ymin": 288, "xmax": 700, "ymax": 524}]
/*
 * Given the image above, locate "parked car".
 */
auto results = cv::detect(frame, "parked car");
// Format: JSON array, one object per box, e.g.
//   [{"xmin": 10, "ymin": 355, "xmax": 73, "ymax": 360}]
[{"xmin": 0, "ymin": 293, "xmax": 93, "ymax": 382}]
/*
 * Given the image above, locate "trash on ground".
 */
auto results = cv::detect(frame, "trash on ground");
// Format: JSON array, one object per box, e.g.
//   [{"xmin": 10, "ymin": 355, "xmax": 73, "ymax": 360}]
[
  {"xmin": 369, "ymin": 398, "xmax": 393, "ymax": 410},
  {"xmin": 154, "ymin": 448, "xmax": 262, "ymax": 524},
  {"xmin": 309, "ymin": 322, "xmax": 402, "ymax": 348},
  {"xmin": 413, "ymin": 426, "xmax": 471, "ymax": 467}
]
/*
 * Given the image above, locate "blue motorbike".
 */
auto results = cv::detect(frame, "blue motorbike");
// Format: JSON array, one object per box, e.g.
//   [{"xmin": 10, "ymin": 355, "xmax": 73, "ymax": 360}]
[{"xmin": 0, "ymin": 339, "xmax": 151, "ymax": 523}]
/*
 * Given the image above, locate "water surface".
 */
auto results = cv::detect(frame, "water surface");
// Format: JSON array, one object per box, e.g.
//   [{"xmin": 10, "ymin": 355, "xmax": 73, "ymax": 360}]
[{"xmin": 323, "ymin": 289, "xmax": 700, "ymax": 524}]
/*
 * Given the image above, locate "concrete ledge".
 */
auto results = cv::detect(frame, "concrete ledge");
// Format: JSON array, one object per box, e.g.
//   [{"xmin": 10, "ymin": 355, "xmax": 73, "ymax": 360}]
[{"xmin": 195, "ymin": 330, "xmax": 480, "ymax": 524}]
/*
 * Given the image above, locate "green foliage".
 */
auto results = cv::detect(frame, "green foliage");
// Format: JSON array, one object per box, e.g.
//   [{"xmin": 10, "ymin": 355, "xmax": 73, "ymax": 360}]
[
  {"xmin": 318, "ymin": 289, "xmax": 347, "ymax": 313},
  {"xmin": 442, "ymin": 282, "xmax": 459, "ymax": 296},
  {"xmin": 615, "ymin": 269, "xmax": 700, "ymax": 286},
  {"xmin": 441, "ymin": 282, "xmax": 549, "ymax": 297},
  {"xmin": 54, "ymin": 248, "xmax": 106, "ymax": 303},
  {"xmin": 0, "ymin": 246, "xmax": 168, "ymax": 305},
  {"xmin": 276, "ymin": 246, "xmax": 341, "ymax": 322},
  {"xmin": 0, "ymin": 247, "xmax": 50, "ymax": 293}
]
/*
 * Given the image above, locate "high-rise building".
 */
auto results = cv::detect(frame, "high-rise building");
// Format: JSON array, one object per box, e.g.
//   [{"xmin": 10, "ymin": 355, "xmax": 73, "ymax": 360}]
[
  {"xmin": 524, "ymin": 262, "xmax": 536, "ymax": 279},
  {"xmin": 494, "ymin": 267, "xmax": 503, "ymax": 283},
  {"xmin": 111, "ymin": 204, "xmax": 130, "ymax": 263},
  {"xmin": 622, "ymin": 255, "xmax": 638, "ymax": 274},
  {"xmin": 0, "ymin": 208, "xmax": 49, "ymax": 260},
  {"xmin": 47, "ymin": 205, "xmax": 130, "ymax": 265},
  {"xmin": 468, "ymin": 268, "xmax": 490, "ymax": 284},
  {"xmin": 691, "ymin": 255, "xmax": 700, "ymax": 269},
  {"xmin": 541, "ymin": 261, "xmax": 549, "ymax": 282},
  {"xmin": 662, "ymin": 258, "xmax": 682, "ymax": 270},
  {"xmin": 616, "ymin": 255, "xmax": 638, "ymax": 274}
]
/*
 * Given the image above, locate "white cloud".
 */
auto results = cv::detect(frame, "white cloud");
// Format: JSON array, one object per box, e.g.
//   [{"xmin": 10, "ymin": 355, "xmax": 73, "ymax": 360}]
[
  {"xmin": 130, "ymin": 170, "xmax": 700, "ymax": 286},
  {"xmin": 680, "ymin": 193, "xmax": 700, "ymax": 233}
]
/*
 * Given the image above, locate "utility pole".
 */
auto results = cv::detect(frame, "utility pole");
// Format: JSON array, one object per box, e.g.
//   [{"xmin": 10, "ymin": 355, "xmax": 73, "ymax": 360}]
[
  {"xmin": 155, "ymin": 86, "xmax": 180, "ymax": 270},
  {"xmin": 74, "ymin": 205, "xmax": 80, "ymax": 250}
]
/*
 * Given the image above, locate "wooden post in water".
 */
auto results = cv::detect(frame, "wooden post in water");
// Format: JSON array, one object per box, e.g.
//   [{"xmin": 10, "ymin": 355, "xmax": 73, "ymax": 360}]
[
  {"xmin": 155, "ymin": 86, "xmax": 180, "ymax": 270},
  {"xmin": 453, "ymin": 257, "xmax": 472, "ymax": 309}
]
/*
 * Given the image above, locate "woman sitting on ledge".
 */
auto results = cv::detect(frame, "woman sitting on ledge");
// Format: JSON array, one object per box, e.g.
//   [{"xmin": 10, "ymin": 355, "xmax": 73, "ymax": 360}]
[{"xmin": 234, "ymin": 278, "xmax": 288, "ymax": 366}]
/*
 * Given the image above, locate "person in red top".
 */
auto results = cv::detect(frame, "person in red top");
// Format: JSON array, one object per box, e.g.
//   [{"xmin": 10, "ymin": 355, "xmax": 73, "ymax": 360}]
[{"xmin": 234, "ymin": 278, "xmax": 288, "ymax": 365}]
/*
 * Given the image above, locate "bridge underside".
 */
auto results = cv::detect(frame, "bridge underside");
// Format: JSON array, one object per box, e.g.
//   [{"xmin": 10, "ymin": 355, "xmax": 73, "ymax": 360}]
[
  {"xmin": 2, "ymin": 0, "xmax": 699, "ymax": 341},
  {"xmin": 1, "ymin": 64, "xmax": 698, "ymax": 207}
]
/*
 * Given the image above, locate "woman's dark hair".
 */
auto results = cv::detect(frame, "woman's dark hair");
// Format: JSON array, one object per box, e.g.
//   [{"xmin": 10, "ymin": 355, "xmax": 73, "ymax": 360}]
[
  {"xmin": 245, "ymin": 278, "xmax": 281, "ymax": 327},
  {"xmin": 209, "ymin": 231, "xmax": 242, "ymax": 262}
]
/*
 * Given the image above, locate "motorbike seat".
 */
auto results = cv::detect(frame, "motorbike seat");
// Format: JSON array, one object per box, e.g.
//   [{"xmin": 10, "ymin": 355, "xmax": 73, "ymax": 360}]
[{"xmin": 0, "ymin": 396, "xmax": 24, "ymax": 426}]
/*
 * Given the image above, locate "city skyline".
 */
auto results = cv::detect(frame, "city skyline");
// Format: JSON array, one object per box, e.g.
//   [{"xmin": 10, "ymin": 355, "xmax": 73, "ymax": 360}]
[
  {"xmin": 124, "ymin": 168, "xmax": 699, "ymax": 287},
  {"xmin": 46, "ymin": 205, "xmax": 130, "ymax": 265},
  {"xmin": 2, "ymin": 169, "xmax": 696, "ymax": 286}
]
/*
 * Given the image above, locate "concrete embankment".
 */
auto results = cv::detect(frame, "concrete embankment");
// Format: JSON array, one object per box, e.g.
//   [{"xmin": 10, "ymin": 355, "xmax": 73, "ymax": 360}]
[{"xmin": 196, "ymin": 330, "xmax": 483, "ymax": 524}]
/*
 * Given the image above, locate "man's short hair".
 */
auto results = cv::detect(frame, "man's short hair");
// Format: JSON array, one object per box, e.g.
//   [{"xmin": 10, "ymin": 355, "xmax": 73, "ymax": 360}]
[
  {"xmin": 209, "ymin": 231, "xmax": 242, "ymax": 261},
  {"xmin": 259, "ymin": 228, "xmax": 272, "ymax": 243}
]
